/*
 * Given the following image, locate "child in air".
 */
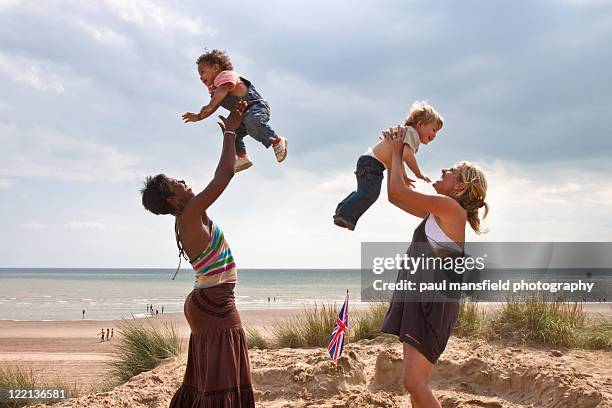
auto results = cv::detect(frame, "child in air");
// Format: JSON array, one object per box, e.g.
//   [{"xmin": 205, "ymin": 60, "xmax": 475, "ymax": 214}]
[
  {"xmin": 334, "ymin": 101, "xmax": 443, "ymax": 230},
  {"xmin": 182, "ymin": 49, "xmax": 288, "ymax": 172}
]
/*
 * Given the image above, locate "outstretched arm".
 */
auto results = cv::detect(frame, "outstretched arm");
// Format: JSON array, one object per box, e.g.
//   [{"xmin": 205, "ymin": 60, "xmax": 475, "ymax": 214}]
[
  {"xmin": 402, "ymin": 147, "xmax": 430, "ymax": 183},
  {"xmin": 182, "ymin": 85, "xmax": 230, "ymax": 123},
  {"xmin": 386, "ymin": 127, "xmax": 457, "ymax": 219},
  {"xmin": 182, "ymin": 100, "xmax": 247, "ymax": 221}
]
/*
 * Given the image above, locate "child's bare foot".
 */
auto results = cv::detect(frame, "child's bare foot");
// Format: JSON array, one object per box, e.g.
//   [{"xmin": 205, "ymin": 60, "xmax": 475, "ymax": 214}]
[
  {"xmin": 272, "ymin": 136, "xmax": 288, "ymax": 162},
  {"xmin": 235, "ymin": 156, "xmax": 253, "ymax": 172}
]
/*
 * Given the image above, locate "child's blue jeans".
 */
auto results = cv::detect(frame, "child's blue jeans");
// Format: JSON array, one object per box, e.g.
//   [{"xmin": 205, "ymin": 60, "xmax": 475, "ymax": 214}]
[
  {"xmin": 235, "ymin": 101, "xmax": 277, "ymax": 154},
  {"xmin": 219, "ymin": 78, "xmax": 278, "ymax": 155},
  {"xmin": 335, "ymin": 155, "xmax": 385, "ymax": 227}
]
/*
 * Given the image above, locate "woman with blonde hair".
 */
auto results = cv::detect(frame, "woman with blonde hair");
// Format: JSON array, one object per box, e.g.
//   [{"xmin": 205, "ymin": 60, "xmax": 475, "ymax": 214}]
[{"xmin": 380, "ymin": 126, "xmax": 489, "ymax": 408}]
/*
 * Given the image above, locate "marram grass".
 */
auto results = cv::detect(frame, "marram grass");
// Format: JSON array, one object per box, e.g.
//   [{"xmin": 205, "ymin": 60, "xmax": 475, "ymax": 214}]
[
  {"xmin": 0, "ymin": 364, "xmax": 81, "ymax": 408},
  {"xmin": 247, "ymin": 298, "xmax": 610, "ymax": 351},
  {"xmin": 110, "ymin": 318, "xmax": 182, "ymax": 383}
]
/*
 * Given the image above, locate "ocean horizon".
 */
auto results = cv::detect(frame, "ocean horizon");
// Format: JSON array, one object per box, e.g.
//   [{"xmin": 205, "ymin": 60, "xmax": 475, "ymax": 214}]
[{"xmin": 0, "ymin": 268, "xmax": 363, "ymax": 321}]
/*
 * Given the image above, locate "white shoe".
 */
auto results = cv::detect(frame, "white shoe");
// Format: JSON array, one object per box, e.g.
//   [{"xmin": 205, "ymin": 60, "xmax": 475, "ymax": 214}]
[
  {"xmin": 235, "ymin": 156, "xmax": 253, "ymax": 172},
  {"xmin": 272, "ymin": 136, "xmax": 288, "ymax": 163}
]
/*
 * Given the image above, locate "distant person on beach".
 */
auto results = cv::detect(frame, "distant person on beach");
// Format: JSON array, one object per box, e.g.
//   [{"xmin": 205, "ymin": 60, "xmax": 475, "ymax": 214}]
[
  {"xmin": 111, "ymin": 328, "xmax": 114, "ymax": 340},
  {"xmin": 379, "ymin": 126, "xmax": 489, "ymax": 408},
  {"xmin": 82, "ymin": 310, "xmax": 85, "ymax": 320},
  {"xmin": 182, "ymin": 49, "xmax": 288, "ymax": 172},
  {"xmin": 162, "ymin": 306, "xmax": 164, "ymax": 314},
  {"xmin": 334, "ymin": 101, "xmax": 443, "ymax": 231},
  {"xmin": 141, "ymin": 100, "xmax": 255, "ymax": 407},
  {"xmin": 106, "ymin": 328, "xmax": 110, "ymax": 340},
  {"xmin": 99, "ymin": 329, "xmax": 105, "ymax": 342}
]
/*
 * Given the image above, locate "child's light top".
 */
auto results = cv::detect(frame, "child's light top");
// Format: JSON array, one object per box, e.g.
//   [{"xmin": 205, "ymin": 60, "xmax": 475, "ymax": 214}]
[
  {"xmin": 213, "ymin": 70, "xmax": 241, "ymax": 91},
  {"xmin": 403, "ymin": 126, "xmax": 420, "ymax": 153}
]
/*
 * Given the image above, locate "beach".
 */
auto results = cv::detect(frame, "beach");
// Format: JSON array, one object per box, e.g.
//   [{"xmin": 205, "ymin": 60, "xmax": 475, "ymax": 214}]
[
  {"xmin": 2, "ymin": 304, "xmax": 611, "ymax": 407},
  {"xmin": 0, "ymin": 309, "xmax": 303, "ymax": 390}
]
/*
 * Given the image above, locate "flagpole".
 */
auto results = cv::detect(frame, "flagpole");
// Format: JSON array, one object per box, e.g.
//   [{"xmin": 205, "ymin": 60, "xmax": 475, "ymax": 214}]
[{"xmin": 346, "ymin": 289, "xmax": 349, "ymax": 350}]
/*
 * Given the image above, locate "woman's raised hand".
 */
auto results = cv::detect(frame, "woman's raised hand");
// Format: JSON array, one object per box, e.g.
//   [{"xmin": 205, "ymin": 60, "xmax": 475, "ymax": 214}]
[
  {"xmin": 217, "ymin": 100, "xmax": 248, "ymax": 133},
  {"xmin": 383, "ymin": 125, "xmax": 406, "ymax": 155}
]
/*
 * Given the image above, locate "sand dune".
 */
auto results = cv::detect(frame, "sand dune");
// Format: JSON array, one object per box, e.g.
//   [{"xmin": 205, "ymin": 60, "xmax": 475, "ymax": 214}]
[
  {"xmin": 27, "ymin": 336, "xmax": 610, "ymax": 408},
  {"xmin": 3, "ymin": 307, "xmax": 611, "ymax": 407}
]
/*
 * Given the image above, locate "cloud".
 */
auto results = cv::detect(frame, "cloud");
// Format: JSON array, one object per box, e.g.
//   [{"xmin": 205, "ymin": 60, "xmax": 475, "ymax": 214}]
[
  {"xmin": 0, "ymin": 124, "xmax": 142, "ymax": 182},
  {"xmin": 0, "ymin": 0, "xmax": 20, "ymax": 10},
  {"xmin": 1, "ymin": 1, "xmax": 612, "ymax": 267},
  {"xmin": 0, "ymin": 52, "xmax": 68, "ymax": 93},
  {"xmin": 0, "ymin": 178, "xmax": 12, "ymax": 188},
  {"xmin": 99, "ymin": 0, "xmax": 206, "ymax": 35},
  {"xmin": 475, "ymin": 159, "xmax": 612, "ymax": 241},
  {"xmin": 174, "ymin": 157, "xmax": 612, "ymax": 268},
  {"xmin": 73, "ymin": 18, "xmax": 131, "ymax": 49},
  {"xmin": 63, "ymin": 221, "xmax": 106, "ymax": 230},
  {"xmin": 61, "ymin": 220, "xmax": 129, "ymax": 231},
  {"xmin": 20, "ymin": 222, "xmax": 46, "ymax": 230}
]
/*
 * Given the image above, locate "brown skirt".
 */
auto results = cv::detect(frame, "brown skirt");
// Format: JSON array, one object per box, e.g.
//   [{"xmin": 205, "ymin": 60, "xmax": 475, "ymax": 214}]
[{"xmin": 169, "ymin": 284, "xmax": 255, "ymax": 408}]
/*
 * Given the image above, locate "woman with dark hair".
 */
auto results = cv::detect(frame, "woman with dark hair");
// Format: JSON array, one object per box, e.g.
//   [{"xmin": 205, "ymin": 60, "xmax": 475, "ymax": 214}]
[
  {"xmin": 141, "ymin": 101, "xmax": 255, "ymax": 407},
  {"xmin": 380, "ymin": 126, "xmax": 489, "ymax": 408}
]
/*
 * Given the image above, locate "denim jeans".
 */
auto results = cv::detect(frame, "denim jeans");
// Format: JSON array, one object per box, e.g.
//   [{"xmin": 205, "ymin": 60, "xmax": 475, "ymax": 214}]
[
  {"xmin": 335, "ymin": 155, "xmax": 385, "ymax": 226},
  {"xmin": 219, "ymin": 77, "xmax": 277, "ymax": 154},
  {"xmin": 234, "ymin": 101, "xmax": 277, "ymax": 154}
]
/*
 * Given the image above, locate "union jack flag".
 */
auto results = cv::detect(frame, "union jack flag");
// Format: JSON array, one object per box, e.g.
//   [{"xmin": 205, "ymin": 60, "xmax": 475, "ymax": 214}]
[{"xmin": 328, "ymin": 291, "xmax": 349, "ymax": 361}]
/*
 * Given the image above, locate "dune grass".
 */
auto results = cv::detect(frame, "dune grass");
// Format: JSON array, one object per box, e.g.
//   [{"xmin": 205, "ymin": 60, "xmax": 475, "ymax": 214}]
[
  {"xmin": 577, "ymin": 321, "xmax": 612, "ymax": 350},
  {"xmin": 249, "ymin": 297, "xmax": 612, "ymax": 352},
  {"xmin": 246, "ymin": 303, "xmax": 391, "ymax": 349},
  {"xmin": 350, "ymin": 303, "xmax": 389, "ymax": 341},
  {"xmin": 490, "ymin": 295, "xmax": 584, "ymax": 347},
  {"xmin": 270, "ymin": 303, "xmax": 339, "ymax": 348},
  {"xmin": 110, "ymin": 318, "xmax": 182, "ymax": 383},
  {"xmin": 451, "ymin": 296, "xmax": 611, "ymax": 350},
  {"xmin": 0, "ymin": 364, "xmax": 80, "ymax": 407},
  {"xmin": 454, "ymin": 299, "xmax": 487, "ymax": 338},
  {"xmin": 245, "ymin": 324, "xmax": 272, "ymax": 349},
  {"xmin": 0, "ymin": 364, "xmax": 37, "ymax": 408}
]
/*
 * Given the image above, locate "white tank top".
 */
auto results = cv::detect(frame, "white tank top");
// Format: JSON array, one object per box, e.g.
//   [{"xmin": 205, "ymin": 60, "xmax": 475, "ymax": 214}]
[{"xmin": 425, "ymin": 213, "xmax": 462, "ymax": 252}]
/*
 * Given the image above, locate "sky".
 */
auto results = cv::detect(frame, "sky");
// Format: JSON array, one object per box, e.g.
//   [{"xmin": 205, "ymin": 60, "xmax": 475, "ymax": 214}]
[{"xmin": 1, "ymin": 0, "xmax": 611, "ymax": 268}]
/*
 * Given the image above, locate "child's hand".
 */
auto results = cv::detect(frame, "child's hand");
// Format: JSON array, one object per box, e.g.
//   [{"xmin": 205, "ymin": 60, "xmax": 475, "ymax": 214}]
[
  {"xmin": 182, "ymin": 112, "xmax": 201, "ymax": 123},
  {"xmin": 404, "ymin": 174, "xmax": 416, "ymax": 188},
  {"xmin": 217, "ymin": 100, "xmax": 247, "ymax": 132},
  {"xmin": 416, "ymin": 174, "xmax": 431, "ymax": 183}
]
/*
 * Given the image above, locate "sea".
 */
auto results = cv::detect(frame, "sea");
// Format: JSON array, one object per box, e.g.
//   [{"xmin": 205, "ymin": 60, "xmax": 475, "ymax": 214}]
[{"xmin": 0, "ymin": 268, "xmax": 363, "ymax": 321}]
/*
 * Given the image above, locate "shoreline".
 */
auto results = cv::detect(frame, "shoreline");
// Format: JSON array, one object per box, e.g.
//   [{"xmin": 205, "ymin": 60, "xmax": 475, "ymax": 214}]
[{"xmin": 1, "ymin": 301, "xmax": 610, "ymax": 323}]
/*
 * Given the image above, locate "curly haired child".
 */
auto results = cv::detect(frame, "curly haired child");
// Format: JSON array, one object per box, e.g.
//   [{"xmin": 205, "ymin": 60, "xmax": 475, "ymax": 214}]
[{"xmin": 182, "ymin": 49, "xmax": 288, "ymax": 172}]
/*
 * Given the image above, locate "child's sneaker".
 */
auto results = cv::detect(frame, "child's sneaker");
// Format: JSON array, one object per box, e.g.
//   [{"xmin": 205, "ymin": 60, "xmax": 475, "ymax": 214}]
[
  {"xmin": 333, "ymin": 214, "xmax": 355, "ymax": 231},
  {"xmin": 235, "ymin": 156, "xmax": 253, "ymax": 172},
  {"xmin": 272, "ymin": 136, "xmax": 288, "ymax": 162}
]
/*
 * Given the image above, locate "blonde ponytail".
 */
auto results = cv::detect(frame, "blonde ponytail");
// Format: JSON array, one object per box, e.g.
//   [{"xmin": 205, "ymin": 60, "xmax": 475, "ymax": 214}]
[{"xmin": 456, "ymin": 162, "xmax": 489, "ymax": 234}]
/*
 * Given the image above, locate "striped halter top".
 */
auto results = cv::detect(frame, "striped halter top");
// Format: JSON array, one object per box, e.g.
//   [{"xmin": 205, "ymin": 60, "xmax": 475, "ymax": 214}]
[{"xmin": 190, "ymin": 220, "xmax": 237, "ymax": 289}]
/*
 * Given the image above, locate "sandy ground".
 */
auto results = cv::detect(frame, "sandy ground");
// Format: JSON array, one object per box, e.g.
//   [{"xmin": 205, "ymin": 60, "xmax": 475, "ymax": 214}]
[
  {"xmin": 0, "ymin": 308, "xmax": 306, "ymax": 391},
  {"xmin": 2, "ymin": 304, "xmax": 611, "ymax": 407}
]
